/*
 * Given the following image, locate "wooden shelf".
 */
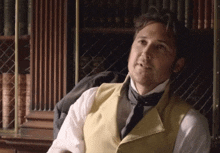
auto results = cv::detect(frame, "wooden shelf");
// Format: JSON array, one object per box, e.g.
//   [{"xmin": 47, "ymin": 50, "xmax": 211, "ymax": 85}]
[
  {"xmin": 0, "ymin": 35, "xmax": 30, "ymax": 40},
  {"xmin": 72, "ymin": 27, "xmax": 135, "ymax": 34}
]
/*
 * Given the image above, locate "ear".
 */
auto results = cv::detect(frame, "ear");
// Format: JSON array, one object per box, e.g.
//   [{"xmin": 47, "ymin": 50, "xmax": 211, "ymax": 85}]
[{"xmin": 173, "ymin": 57, "xmax": 185, "ymax": 73}]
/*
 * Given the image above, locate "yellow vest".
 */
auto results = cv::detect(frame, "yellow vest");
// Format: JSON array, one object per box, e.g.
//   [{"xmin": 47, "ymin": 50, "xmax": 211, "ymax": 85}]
[{"xmin": 84, "ymin": 82, "xmax": 191, "ymax": 153}]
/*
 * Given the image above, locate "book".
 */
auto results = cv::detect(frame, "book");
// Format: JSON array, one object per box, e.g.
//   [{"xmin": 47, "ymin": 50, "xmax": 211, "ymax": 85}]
[
  {"xmin": 141, "ymin": 0, "xmax": 148, "ymax": 14},
  {"xmin": 98, "ymin": 0, "xmax": 108, "ymax": 27},
  {"xmin": 19, "ymin": 0, "xmax": 28, "ymax": 35},
  {"xmin": 4, "ymin": 0, "xmax": 15, "ymax": 36},
  {"xmin": 2, "ymin": 73, "xmax": 14, "ymax": 129},
  {"xmin": 148, "ymin": 0, "xmax": 156, "ymax": 9},
  {"xmin": 90, "ymin": 0, "xmax": 99, "ymax": 27},
  {"xmin": 0, "ymin": 0, "xmax": 3, "ymax": 35},
  {"xmin": 156, "ymin": 0, "xmax": 163, "ymax": 10},
  {"xmin": 211, "ymin": 0, "xmax": 214, "ymax": 29},
  {"xmin": 107, "ymin": 0, "xmax": 116, "ymax": 27},
  {"xmin": 163, "ymin": 0, "xmax": 170, "ymax": 10},
  {"xmin": 198, "ymin": 0, "xmax": 205, "ymax": 29},
  {"xmin": 192, "ymin": 0, "xmax": 198, "ymax": 29},
  {"xmin": 185, "ymin": 0, "xmax": 193, "ymax": 29},
  {"xmin": 0, "ymin": 74, "xmax": 2, "ymax": 127},
  {"xmin": 204, "ymin": 0, "xmax": 211, "ymax": 29},
  {"xmin": 170, "ymin": 0, "xmax": 177, "ymax": 14},
  {"xmin": 124, "ymin": 0, "xmax": 133, "ymax": 28},
  {"xmin": 25, "ymin": 74, "xmax": 31, "ymax": 117},
  {"xmin": 133, "ymin": 0, "xmax": 141, "ymax": 24},
  {"xmin": 28, "ymin": 0, "xmax": 32, "ymax": 35},
  {"xmin": 115, "ymin": 0, "xmax": 124, "ymax": 27},
  {"xmin": 18, "ymin": 74, "xmax": 26, "ymax": 126},
  {"xmin": 177, "ymin": 0, "xmax": 185, "ymax": 26},
  {"xmin": 82, "ymin": 0, "xmax": 92, "ymax": 27}
]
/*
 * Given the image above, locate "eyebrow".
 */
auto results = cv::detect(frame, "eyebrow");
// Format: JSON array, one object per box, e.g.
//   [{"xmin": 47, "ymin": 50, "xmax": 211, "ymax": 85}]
[{"xmin": 137, "ymin": 36, "xmax": 170, "ymax": 46}]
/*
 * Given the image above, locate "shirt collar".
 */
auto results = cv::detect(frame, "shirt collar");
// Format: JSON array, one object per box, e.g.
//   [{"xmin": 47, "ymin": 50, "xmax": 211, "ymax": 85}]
[{"xmin": 130, "ymin": 78, "xmax": 169, "ymax": 96}]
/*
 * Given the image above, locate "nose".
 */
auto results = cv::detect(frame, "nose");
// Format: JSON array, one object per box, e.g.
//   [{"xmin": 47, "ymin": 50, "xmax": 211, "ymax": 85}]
[{"xmin": 141, "ymin": 43, "xmax": 153, "ymax": 60}]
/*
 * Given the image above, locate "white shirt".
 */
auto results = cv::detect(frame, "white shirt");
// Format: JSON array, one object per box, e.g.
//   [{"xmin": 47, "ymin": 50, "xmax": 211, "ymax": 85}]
[{"xmin": 48, "ymin": 86, "xmax": 211, "ymax": 153}]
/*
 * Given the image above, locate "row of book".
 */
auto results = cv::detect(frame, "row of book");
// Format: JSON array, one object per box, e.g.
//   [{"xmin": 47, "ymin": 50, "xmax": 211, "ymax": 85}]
[
  {"xmin": 0, "ymin": 73, "xmax": 31, "ymax": 129},
  {"xmin": 0, "ymin": 0, "xmax": 31, "ymax": 36},
  {"xmin": 81, "ymin": 0, "xmax": 214, "ymax": 30}
]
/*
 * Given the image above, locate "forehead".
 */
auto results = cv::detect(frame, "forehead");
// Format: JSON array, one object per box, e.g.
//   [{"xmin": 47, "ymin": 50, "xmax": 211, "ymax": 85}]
[{"xmin": 135, "ymin": 22, "xmax": 175, "ymax": 44}]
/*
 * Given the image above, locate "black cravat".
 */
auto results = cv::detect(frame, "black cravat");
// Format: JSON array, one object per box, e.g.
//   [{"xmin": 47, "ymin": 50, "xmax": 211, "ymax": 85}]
[{"xmin": 120, "ymin": 84, "xmax": 164, "ymax": 139}]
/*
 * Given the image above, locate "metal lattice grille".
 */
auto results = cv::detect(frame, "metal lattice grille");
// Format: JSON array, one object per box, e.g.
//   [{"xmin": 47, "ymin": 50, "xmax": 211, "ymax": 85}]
[
  {"xmin": 78, "ymin": 32, "xmax": 133, "ymax": 79},
  {"xmin": 0, "ymin": 37, "xmax": 30, "ymax": 129}
]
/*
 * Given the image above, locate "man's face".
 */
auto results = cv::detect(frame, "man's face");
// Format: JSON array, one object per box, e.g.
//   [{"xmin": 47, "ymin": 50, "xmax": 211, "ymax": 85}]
[{"xmin": 128, "ymin": 22, "xmax": 183, "ymax": 91}]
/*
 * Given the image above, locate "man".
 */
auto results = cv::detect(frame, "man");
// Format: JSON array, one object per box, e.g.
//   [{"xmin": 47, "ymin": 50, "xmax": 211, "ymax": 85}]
[{"xmin": 48, "ymin": 8, "xmax": 210, "ymax": 153}]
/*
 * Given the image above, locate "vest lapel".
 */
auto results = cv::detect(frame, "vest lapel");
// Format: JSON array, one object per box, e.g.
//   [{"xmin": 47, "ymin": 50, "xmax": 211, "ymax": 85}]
[
  {"xmin": 99, "ymin": 88, "xmax": 123, "ymax": 144},
  {"xmin": 120, "ymin": 84, "xmax": 170, "ymax": 144},
  {"xmin": 120, "ymin": 107, "xmax": 165, "ymax": 144}
]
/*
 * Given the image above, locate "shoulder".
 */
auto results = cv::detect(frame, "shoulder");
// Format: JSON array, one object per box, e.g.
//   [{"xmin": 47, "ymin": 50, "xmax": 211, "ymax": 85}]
[
  {"xmin": 69, "ymin": 87, "xmax": 99, "ymax": 113},
  {"xmin": 95, "ymin": 83, "xmax": 123, "ymax": 98},
  {"xmin": 174, "ymin": 109, "xmax": 211, "ymax": 152},
  {"xmin": 181, "ymin": 109, "xmax": 210, "ymax": 132}
]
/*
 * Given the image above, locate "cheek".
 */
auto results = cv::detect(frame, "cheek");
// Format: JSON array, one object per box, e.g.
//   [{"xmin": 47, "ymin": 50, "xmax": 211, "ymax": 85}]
[
  {"xmin": 155, "ymin": 58, "xmax": 174, "ymax": 74},
  {"xmin": 128, "ymin": 48, "xmax": 136, "ymax": 64}
]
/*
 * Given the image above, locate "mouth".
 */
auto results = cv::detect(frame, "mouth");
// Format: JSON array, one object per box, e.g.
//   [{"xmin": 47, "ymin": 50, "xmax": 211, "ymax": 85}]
[{"xmin": 137, "ymin": 63, "xmax": 152, "ymax": 69}]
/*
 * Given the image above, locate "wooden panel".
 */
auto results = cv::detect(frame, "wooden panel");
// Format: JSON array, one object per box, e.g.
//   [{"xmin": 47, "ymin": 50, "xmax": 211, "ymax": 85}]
[
  {"xmin": 30, "ymin": 0, "xmax": 67, "ymax": 111},
  {"xmin": 0, "ymin": 148, "xmax": 15, "ymax": 153}
]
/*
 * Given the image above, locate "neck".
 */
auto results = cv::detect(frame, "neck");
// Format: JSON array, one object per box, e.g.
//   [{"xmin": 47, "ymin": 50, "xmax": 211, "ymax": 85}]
[
  {"xmin": 135, "ymin": 84, "xmax": 156, "ymax": 95},
  {"xmin": 130, "ymin": 78, "xmax": 169, "ymax": 96}
]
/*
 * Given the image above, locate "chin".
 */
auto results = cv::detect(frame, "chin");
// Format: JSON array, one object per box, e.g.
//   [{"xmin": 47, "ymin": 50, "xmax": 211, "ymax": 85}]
[{"xmin": 131, "ymin": 72, "xmax": 150, "ymax": 83}]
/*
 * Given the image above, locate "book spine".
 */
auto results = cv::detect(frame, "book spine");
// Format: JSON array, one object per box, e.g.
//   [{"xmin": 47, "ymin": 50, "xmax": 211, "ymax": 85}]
[
  {"xmin": 124, "ymin": 0, "xmax": 133, "ymax": 28},
  {"xmin": 18, "ymin": 74, "xmax": 26, "ymax": 126},
  {"xmin": 19, "ymin": 0, "xmax": 28, "ymax": 35},
  {"xmin": 133, "ymin": 0, "xmax": 141, "ymax": 24},
  {"xmin": 28, "ymin": 0, "xmax": 32, "ymax": 35},
  {"xmin": 0, "ymin": 0, "xmax": 3, "ymax": 35},
  {"xmin": 115, "ymin": 0, "xmax": 124, "ymax": 27},
  {"xmin": 2, "ymin": 73, "xmax": 14, "ymax": 129},
  {"xmin": 98, "ymin": 0, "xmax": 108, "ymax": 27},
  {"xmin": 177, "ymin": 0, "xmax": 185, "ymax": 26},
  {"xmin": 107, "ymin": 0, "xmax": 116, "ymax": 27},
  {"xmin": 198, "ymin": 0, "xmax": 205, "ymax": 29},
  {"xmin": 82, "ymin": 0, "xmax": 91, "ymax": 28},
  {"xmin": 141, "ymin": 0, "xmax": 148, "ymax": 14},
  {"xmin": 170, "ymin": 0, "xmax": 177, "ymax": 14},
  {"xmin": 193, "ymin": 0, "xmax": 198, "ymax": 29},
  {"xmin": 0, "ymin": 74, "xmax": 2, "ymax": 128},
  {"xmin": 204, "ymin": 0, "xmax": 211, "ymax": 29},
  {"xmin": 148, "ymin": 0, "xmax": 156, "ymax": 9},
  {"xmin": 211, "ymin": 0, "xmax": 214, "ymax": 29},
  {"xmin": 26, "ymin": 74, "xmax": 31, "ymax": 117},
  {"xmin": 185, "ymin": 0, "xmax": 193, "ymax": 29},
  {"xmin": 4, "ymin": 0, "xmax": 15, "ymax": 36},
  {"xmin": 163, "ymin": 0, "xmax": 170, "ymax": 10},
  {"xmin": 90, "ymin": 0, "xmax": 99, "ymax": 27},
  {"xmin": 156, "ymin": 0, "xmax": 163, "ymax": 10}
]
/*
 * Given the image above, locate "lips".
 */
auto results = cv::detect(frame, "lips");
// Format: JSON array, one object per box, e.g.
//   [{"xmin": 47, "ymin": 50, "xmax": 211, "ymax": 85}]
[{"xmin": 136, "ymin": 62, "xmax": 152, "ymax": 69}]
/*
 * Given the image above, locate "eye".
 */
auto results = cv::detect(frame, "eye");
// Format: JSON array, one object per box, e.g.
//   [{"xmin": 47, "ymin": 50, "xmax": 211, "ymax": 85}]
[
  {"xmin": 138, "ymin": 39, "xmax": 147, "ymax": 45},
  {"xmin": 156, "ymin": 44, "xmax": 167, "ymax": 52}
]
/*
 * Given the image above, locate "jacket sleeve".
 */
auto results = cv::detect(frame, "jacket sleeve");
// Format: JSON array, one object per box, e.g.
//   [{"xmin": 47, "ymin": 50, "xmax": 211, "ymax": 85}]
[
  {"xmin": 173, "ymin": 109, "xmax": 211, "ymax": 153},
  {"xmin": 48, "ymin": 87, "xmax": 98, "ymax": 153},
  {"xmin": 53, "ymin": 71, "xmax": 126, "ymax": 139}
]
